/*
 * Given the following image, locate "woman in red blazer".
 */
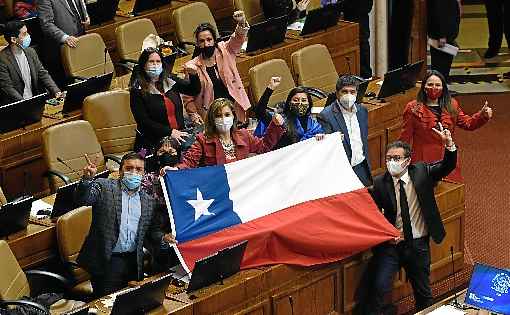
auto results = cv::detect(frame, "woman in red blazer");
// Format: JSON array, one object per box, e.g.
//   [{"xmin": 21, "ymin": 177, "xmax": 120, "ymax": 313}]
[
  {"xmin": 176, "ymin": 98, "xmax": 285, "ymax": 169},
  {"xmin": 399, "ymin": 70, "xmax": 492, "ymax": 182}
]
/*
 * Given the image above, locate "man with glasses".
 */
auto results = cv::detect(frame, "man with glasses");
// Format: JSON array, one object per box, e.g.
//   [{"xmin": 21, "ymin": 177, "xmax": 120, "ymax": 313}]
[
  {"xmin": 365, "ymin": 124, "xmax": 457, "ymax": 314},
  {"xmin": 318, "ymin": 75, "xmax": 372, "ymax": 186}
]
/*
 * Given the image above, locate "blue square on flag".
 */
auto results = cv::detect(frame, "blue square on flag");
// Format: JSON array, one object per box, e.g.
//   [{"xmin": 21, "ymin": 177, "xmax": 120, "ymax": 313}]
[{"xmin": 162, "ymin": 166, "xmax": 241, "ymax": 242}]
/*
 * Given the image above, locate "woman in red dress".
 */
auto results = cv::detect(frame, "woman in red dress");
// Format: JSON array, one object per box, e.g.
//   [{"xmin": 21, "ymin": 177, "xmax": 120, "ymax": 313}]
[{"xmin": 399, "ymin": 70, "xmax": 493, "ymax": 182}]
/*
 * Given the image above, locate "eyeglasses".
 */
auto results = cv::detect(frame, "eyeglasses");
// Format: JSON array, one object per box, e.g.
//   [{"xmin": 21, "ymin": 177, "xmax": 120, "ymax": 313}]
[{"xmin": 385, "ymin": 155, "xmax": 408, "ymax": 162}]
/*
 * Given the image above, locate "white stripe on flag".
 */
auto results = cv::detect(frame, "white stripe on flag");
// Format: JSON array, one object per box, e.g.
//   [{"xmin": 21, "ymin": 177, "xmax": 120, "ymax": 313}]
[{"xmin": 225, "ymin": 132, "xmax": 363, "ymax": 223}]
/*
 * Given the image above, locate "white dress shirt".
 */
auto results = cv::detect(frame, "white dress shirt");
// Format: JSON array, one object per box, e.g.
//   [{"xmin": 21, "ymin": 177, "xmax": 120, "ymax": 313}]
[
  {"xmin": 393, "ymin": 171, "xmax": 428, "ymax": 239},
  {"xmin": 12, "ymin": 46, "xmax": 33, "ymax": 99},
  {"xmin": 338, "ymin": 102, "xmax": 365, "ymax": 167}
]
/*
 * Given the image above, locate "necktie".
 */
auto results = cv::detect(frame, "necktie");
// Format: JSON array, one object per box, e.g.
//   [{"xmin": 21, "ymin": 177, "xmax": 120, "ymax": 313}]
[
  {"xmin": 66, "ymin": 0, "xmax": 83, "ymax": 21},
  {"xmin": 399, "ymin": 179, "xmax": 413, "ymax": 241}
]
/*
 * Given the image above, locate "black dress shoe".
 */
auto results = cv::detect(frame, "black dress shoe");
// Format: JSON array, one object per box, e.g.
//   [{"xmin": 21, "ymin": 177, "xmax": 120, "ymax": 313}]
[{"xmin": 484, "ymin": 48, "xmax": 499, "ymax": 59}]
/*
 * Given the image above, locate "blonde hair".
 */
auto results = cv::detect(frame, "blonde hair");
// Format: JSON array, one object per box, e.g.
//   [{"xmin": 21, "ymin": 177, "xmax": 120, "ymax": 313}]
[{"xmin": 204, "ymin": 98, "xmax": 238, "ymax": 138}]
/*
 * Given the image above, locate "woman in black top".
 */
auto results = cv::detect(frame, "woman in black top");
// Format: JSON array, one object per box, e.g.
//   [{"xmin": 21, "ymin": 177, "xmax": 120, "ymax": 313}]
[
  {"xmin": 253, "ymin": 76, "xmax": 323, "ymax": 149},
  {"xmin": 261, "ymin": 0, "xmax": 310, "ymax": 24},
  {"xmin": 130, "ymin": 47, "xmax": 201, "ymax": 152}
]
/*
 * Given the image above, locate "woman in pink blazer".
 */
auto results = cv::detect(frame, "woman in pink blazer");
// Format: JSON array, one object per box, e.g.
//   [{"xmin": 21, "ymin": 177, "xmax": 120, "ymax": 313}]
[{"xmin": 182, "ymin": 11, "xmax": 251, "ymax": 123}]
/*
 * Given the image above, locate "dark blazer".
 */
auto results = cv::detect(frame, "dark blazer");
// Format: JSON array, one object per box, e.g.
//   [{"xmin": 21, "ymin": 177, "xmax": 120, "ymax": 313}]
[
  {"xmin": 0, "ymin": 46, "xmax": 60, "ymax": 104},
  {"xmin": 130, "ymin": 74, "xmax": 201, "ymax": 150},
  {"xmin": 427, "ymin": 0, "xmax": 460, "ymax": 43},
  {"xmin": 317, "ymin": 101, "xmax": 371, "ymax": 173},
  {"xmin": 38, "ymin": 0, "xmax": 88, "ymax": 43},
  {"xmin": 369, "ymin": 148, "xmax": 457, "ymax": 244},
  {"xmin": 261, "ymin": 0, "xmax": 305, "ymax": 24},
  {"xmin": 75, "ymin": 178, "xmax": 164, "ymax": 280}
]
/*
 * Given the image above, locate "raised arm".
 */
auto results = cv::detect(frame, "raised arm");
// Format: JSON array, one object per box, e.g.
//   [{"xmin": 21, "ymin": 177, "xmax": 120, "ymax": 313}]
[
  {"xmin": 454, "ymin": 98, "xmax": 491, "ymax": 131},
  {"xmin": 428, "ymin": 123, "xmax": 457, "ymax": 181},
  {"xmin": 226, "ymin": 11, "xmax": 249, "ymax": 55},
  {"xmin": 75, "ymin": 156, "xmax": 102, "ymax": 206},
  {"xmin": 171, "ymin": 65, "xmax": 201, "ymax": 97},
  {"xmin": 254, "ymin": 77, "xmax": 281, "ymax": 125},
  {"xmin": 248, "ymin": 114, "xmax": 285, "ymax": 154}
]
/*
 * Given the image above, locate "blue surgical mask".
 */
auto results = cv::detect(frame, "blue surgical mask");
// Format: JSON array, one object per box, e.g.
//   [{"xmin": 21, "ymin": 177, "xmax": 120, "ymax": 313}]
[
  {"xmin": 146, "ymin": 65, "xmax": 163, "ymax": 79},
  {"xmin": 20, "ymin": 34, "xmax": 31, "ymax": 49},
  {"xmin": 121, "ymin": 172, "xmax": 143, "ymax": 190}
]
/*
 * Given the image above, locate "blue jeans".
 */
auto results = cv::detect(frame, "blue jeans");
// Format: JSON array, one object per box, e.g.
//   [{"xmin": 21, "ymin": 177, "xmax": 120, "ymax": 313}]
[{"xmin": 367, "ymin": 237, "xmax": 433, "ymax": 314}]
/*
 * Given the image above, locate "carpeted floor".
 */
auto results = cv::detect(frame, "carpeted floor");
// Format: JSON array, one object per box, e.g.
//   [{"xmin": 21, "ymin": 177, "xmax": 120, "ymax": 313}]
[{"xmin": 455, "ymin": 93, "xmax": 510, "ymax": 269}]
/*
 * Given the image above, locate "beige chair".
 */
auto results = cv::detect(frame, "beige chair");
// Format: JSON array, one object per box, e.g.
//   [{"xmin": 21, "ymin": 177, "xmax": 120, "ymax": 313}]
[
  {"xmin": 0, "ymin": 186, "xmax": 6, "ymax": 206},
  {"xmin": 233, "ymin": 0, "xmax": 264, "ymax": 24},
  {"xmin": 83, "ymin": 90, "xmax": 136, "ymax": 156},
  {"xmin": 172, "ymin": 2, "xmax": 219, "ymax": 51},
  {"xmin": 249, "ymin": 59, "xmax": 296, "ymax": 106},
  {"xmin": 115, "ymin": 18, "xmax": 158, "ymax": 63},
  {"xmin": 41, "ymin": 120, "xmax": 119, "ymax": 192},
  {"xmin": 61, "ymin": 33, "xmax": 114, "ymax": 80},
  {"xmin": 56, "ymin": 206, "xmax": 93, "ymax": 297},
  {"xmin": 291, "ymin": 44, "xmax": 338, "ymax": 94},
  {"xmin": 0, "ymin": 240, "xmax": 84, "ymax": 313}
]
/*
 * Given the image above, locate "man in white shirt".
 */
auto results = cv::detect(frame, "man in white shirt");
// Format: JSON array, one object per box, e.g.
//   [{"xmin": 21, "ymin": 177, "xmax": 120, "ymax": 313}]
[
  {"xmin": 366, "ymin": 126, "xmax": 457, "ymax": 314},
  {"xmin": 0, "ymin": 21, "xmax": 60, "ymax": 105},
  {"xmin": 318, "ymin": 75, "xmax": 372, "ymax": 186}
]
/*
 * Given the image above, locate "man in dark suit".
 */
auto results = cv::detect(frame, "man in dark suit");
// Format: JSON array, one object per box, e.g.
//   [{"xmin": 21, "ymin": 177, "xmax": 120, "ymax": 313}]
[
  {"xmin": 483, "ymin": 0, "xmax": 510, "ymax": 59},
  {"xmin": 317, "ymin": 75, "xmax": 372, "ymax": 186},
  {"xmin": 427, "ymin": 0, "xmax": 462, "ymax": 81},
  {"xmin": 0, "ymin": 20, "xmax": 60, "ymax": 105},
  {"xmin": 343, "ymin": 0, "xmax": 373, "ymax": 79},
  {"xmin": 76, "ymin": 152, "xmax": 175, "ymax": 297},
  {"xmin": 366, "ymin": 126, "xmax": 457, "ymax": 314},
  {"xmin": 38, "ymin": 0, "xmax": 90, "ymax": 86}
]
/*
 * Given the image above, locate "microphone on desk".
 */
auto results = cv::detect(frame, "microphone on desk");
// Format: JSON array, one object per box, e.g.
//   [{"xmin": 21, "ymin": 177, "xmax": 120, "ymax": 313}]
[{"xmin": 449, "ymin": 246, "xmax": 464, "ymax": 309}]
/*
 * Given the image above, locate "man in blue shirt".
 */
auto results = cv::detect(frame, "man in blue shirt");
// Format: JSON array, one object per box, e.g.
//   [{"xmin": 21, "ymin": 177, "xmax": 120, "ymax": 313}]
[{"xmin": 76, "ymin": 152, "xmax": 175, "ymax": 296}]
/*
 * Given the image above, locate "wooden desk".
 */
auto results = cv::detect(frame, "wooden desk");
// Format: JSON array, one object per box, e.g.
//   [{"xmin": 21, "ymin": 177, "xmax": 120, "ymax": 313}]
[
  {"xmin": 84, "ymin": 181, "xmax": 464, "ymax": 315},
  {"xmin": 0, "ymin": 111, "xmax": 82, "ymax": 199}
]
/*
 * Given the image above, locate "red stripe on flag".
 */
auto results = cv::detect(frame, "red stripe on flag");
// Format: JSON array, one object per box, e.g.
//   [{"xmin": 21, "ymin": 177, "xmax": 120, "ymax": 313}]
[{"xmin": 177, "ymin": 188, "xmax": 399, "ymax": 272}]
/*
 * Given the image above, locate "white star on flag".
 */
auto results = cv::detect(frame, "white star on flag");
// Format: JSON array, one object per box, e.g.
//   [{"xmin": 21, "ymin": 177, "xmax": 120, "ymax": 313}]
[{"xmin": 187, "ymin": 188, "xmax": 215, "ymax": 221}]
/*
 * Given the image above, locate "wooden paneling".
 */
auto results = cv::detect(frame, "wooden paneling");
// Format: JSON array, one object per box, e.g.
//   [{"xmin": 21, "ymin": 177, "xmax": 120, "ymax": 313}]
[{"xmin": 368, "ymin": 129, "xmax": 386, "ymax": 175}]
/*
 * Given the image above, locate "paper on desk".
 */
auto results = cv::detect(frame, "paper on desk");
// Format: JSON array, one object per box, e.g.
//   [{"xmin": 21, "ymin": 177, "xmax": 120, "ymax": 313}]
[
  {"xmin": 428, "ymin": 38, "xmax": 459, "ymax": 56},
  {"xmin": 31, "ymin": 199, "xmax": 53, "ymax": 218},
  {"xmin": 287, "ymin": 21, "xmax": 304, "ymax": 31},
  {"xmin": 426, "ymin": 305, "xmax": 466, "ymax": 315}
]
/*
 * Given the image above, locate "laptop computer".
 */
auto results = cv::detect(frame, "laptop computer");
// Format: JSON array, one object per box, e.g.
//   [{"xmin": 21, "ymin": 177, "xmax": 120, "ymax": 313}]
[
  {"xmin": 110, "ymin": 273, "xmax": 173, "ymax": 315},
  {"xmin": 86, "ymin": 0, "xmax": 120, "ymax": 26},
  {"xmin": 377, "ymin": 60, "xmax": 424, "ymax": 99},
  {"xmin": 464, "ymin": 263, "xmax": 510, "ymax": 315},
  {"xmin": 132, "ymin": 0, "xmax": 171, "ymax": 15},
  {"xmin": 187, "ymin": 240, "xmax": 248, "ymax": 292},
  {"xmin": 63, "ymin": 72, "xmax": 113, "ymax": 114},
  {"xmin": 51, "ymin": 170, "xmax": 111, "ymax": 218},
  {"xmin": 0, "ymin": 93, "xmax": 49, "ymax": 133},
  {"xmin": 0, "ymin": 196, "xmax": 34, "ymax": 237},
  {"xmin": 300, "ymin": 3, "xmax": 340, "ymax": 36},
  {"xmin": 245, "ymin": 15, "xmax": 288, "ymax": 53}
]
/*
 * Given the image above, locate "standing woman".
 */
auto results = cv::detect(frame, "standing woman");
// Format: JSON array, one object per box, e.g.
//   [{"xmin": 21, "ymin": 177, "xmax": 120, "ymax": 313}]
[
  {"xmin": 174, "ymin": 98, "xmax": 285, "ymax": 169},
  {"xmin": 399, "ymin": 70, "xmax": 493, "ymax": 182},
  {"xmin": 261, "ymin": 0, "xmax": 310, "ymax": 24},
  {"xmin": 253, "ymin": 76, "xmax": 323, "ymax": 149},
  {"xmin": 130, "ymin": 47, "xmax": 201, "ymax": 152},
  {"xmin": 182, "ymin": 11, "xmax": 251, "ymax": 123}
]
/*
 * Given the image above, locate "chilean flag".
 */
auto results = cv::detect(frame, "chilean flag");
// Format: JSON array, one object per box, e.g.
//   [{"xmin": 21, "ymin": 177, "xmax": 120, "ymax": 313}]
[{"xmin": 161, "ymin": 132, "xmax": 399, "ymax": 275}]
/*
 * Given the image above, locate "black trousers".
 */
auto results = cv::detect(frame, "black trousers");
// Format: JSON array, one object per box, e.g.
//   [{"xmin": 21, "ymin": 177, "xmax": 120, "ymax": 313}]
[
  {"xmin": 90, "ymin": 252, "xmax": 138, "ymax": 297},
  {"xmin": 366, "ymin": 237, "xmax": 433, "ymax": 314},
  {"xmin": 484, "ymin": 0, "xmax": 510, "ymax": 51},
  {"xmin": 388, "ymin": 0, "xmax": 414, "ymax": 70},
  {"xmin": 430, "ymin": 46, "xmax": 455, "ymax": 82},
  {"xmin": 343, "ymin": 0, "xmax": 374, "ymax": 79}
]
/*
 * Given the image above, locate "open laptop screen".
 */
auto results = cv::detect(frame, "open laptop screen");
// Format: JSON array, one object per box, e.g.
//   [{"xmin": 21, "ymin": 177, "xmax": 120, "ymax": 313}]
[{"xmin": 465, "ymin": 263, "xmax": 510, "ymax": 314}]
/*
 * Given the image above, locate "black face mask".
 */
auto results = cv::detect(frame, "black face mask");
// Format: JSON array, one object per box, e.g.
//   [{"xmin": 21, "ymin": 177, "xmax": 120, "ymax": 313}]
[
  {"xmin": 158, "ymin": 153, "xmax": 179, "ymax": 167},
  {"xmin": 200, "ymin": 45, "xmax": 216, "ymax": 59}
]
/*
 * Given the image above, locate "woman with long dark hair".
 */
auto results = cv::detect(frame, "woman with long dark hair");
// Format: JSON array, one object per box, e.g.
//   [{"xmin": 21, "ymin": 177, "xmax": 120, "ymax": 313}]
[
  {"xmin": 399, "ymin": 70, "xmax": 493, "ymax": 182},
  {"xmin": 129, "ymin": 47, "xmax": 201, "ymax": 152},
  {"xmin": 253, "ymin": 77, "xmax": 324, "ymax": 149}
]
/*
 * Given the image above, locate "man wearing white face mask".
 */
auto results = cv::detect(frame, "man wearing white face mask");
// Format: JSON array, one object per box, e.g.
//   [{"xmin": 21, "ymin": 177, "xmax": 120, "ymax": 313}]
[
  {"xmin": 76, "ymin": 152, "xmax": 176, "ymax": 296},
  {"xmin": 365, "ymin": 126, "xmax": 457, "ymax": 314},
  {"xmin": 0, "ymin": 20, "xmax": 61, "ymax": 105},
  {"xmin": 318, "ymin": 75, "xmax": 371, "ymax": 186}
]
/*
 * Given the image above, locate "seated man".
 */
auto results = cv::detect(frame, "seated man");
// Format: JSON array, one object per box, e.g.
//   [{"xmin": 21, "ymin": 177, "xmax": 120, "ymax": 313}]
[
  {"xmin": 317, "ymin": 75, "xmax": 372, "ymax": 186},
  {"xmin": 75, "ymin": 152, "xmax": 175, "ymax": 297},
  {"xmin": 0, "ymin": 20, "xmax": 61, "ymax": 105},
  {"xmin": 366, "ymin": 126, "xmax": 457, "ymax": 314}
]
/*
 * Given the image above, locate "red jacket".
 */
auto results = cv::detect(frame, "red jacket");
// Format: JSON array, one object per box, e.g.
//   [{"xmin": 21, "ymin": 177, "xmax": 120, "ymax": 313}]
[
  {"xmin": 399, "ymin": 99, "xmax": 489, "ymax": 182},
  {"xmin": 177, "ymin": 122, "xmax": 285, "ymax": 168}
]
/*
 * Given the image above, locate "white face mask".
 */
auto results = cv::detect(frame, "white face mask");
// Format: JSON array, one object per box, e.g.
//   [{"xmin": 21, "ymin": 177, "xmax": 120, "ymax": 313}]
[
  {"xmin": 386, "ymin": 159, "xmax": 409, "ymax": 177},
  {"xmin": 339, "ymin": 93, "xmax": 356, "ymax": 109},
  {"xmin": 215, "ymin": 116, "xmax": 234, "ymax": 134}
]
